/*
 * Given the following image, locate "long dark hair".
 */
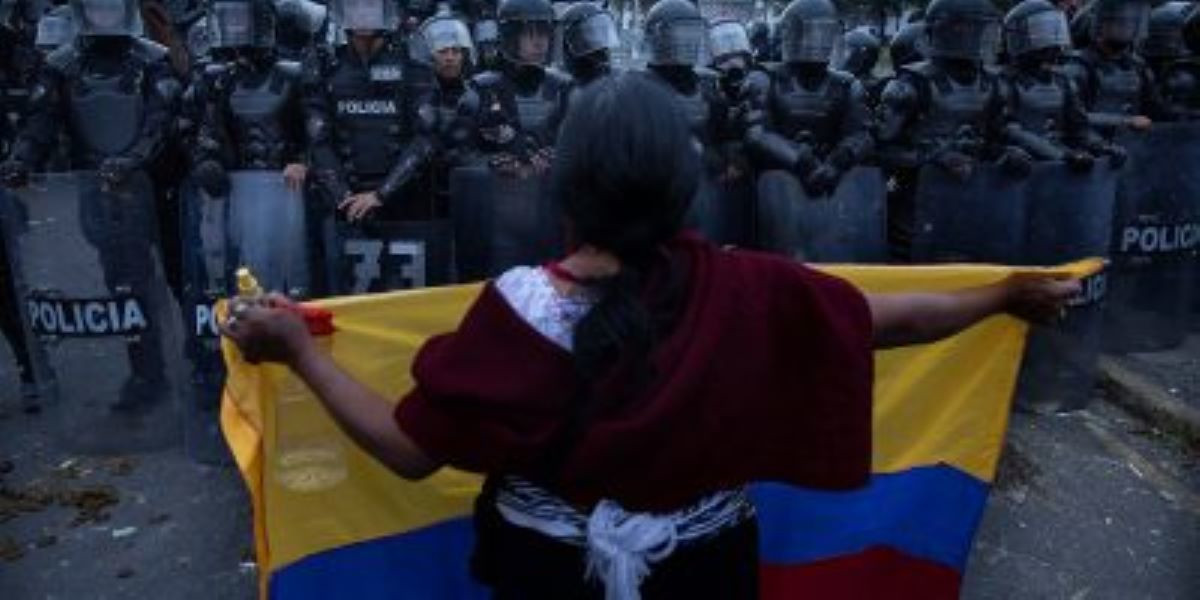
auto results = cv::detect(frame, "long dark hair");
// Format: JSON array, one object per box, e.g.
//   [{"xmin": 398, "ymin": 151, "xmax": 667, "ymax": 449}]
[{"xmin": 552, "ymin": 73, "xmax": 700, "ymax": 400}]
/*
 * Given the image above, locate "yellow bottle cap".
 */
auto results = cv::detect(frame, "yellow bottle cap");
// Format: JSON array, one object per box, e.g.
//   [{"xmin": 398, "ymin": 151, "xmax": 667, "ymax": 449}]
[{"xmin": 236, "ymin": 268, "xmax": 261, "ymax": 298}]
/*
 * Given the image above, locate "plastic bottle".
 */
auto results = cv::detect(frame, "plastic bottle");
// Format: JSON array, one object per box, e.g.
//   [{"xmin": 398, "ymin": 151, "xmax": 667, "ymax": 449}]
[{"xmin": 234, "ymin": 266, "xmax": 348, "ymax": 493}]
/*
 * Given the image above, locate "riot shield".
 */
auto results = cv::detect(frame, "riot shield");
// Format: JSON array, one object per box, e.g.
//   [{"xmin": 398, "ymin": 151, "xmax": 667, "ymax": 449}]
[
  {"xmin": 450, "ymin": 166, "xmax": 564, "ymax": 282},
  {"xmin": 180, "ymin": 171, "xmax": 312, "ymax": 463},
  {"xmin": 1016, "ymin": 163, "xmax": 1119, "ymax": 412},
  {"xmin": 0, "ymin": 172, "xmax": 184, "ymax": 454},
  {"xmin": 325, "ymin": 219, "xmax": 455, "ymax": 295},
  {"xmin": 755, "ymin": 167, "xmax": 888, "ymax": 263},
  {"xmin": 1104, "ymin": 123, "xmax": 1200, "ymax": 353},
  {"xmin": 685, "ymin": 175, "xmax": 756, "ymax": 247},
  {"xmin": 910, "ymin": 164, "xmax": 1031, "ymax": 264}
]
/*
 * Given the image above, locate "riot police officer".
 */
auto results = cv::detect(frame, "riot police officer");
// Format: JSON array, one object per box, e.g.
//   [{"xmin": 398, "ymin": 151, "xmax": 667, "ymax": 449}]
[
  {"xmin": 888, "ymin": 20, "xmax": 927, "ymax": 70},
  {"xmin": 1001, "ymin": 0, "xmax": 1121, "ymax": 169},
  {"xmin": 558, "ymin": 1, "xmax": 619, "ymax": 87},
  {"xmin": 1, "ymin": 0, "xmax": 181, "ymax": 189},
  {"xmin": 303, "ymin": 0, "xmax": 435, "ymax": 223},
  {"xmin": 1142, "ymin": 1, "xmax": 1200, "ymax": 121},
  {"xmin": 639, "ymin": 0, "xmax": 722, "ymax": 173},
  {"xmin": 743, "ymin": 0, "xmax": 874, "ymax": 197},
  {"xmin": 1063, "ymin": 0, "xmax": 1164, "ymax": 134},
  {"xmin": 708, "ymin": 18, "xmax": 756, "ymax": 101},
  {"xmin": 837, "ymin": 26, "xmax": 882, "ymax": 102},
  {"xmin": 0, "ymin": 0, "xmax": 182, "ymax": 409},
  {"xmin": 876, "ymin": 0, "xmax": 1031, "ymax": 258},
  {"xmin": 189, "ymin": 0, "xmax": 308, "ymax": 196},
  {"xmin": 0, "ymin": 0, "xmax": 41, "ymax": 403},
  {"xmin": 748, "ymin": 20, "xmax": 775, "ymax": 64},
  {"xmin": 274, "ymin": 0, "xmax": 330, "ymax": 61},
  {"xmin": 877, "ymin": 0, "xmax": 1028, "ymax": 180},
  {"xmin": 471, "ymin": 0, "xmax": 570, "ymax": 177},
  {"xmin": 376, "ymin": 13, "xmax": 480, "ymax": 217},
  {"xmin": 473, "ymin": 17, "xmax": 501, "ymax": 72},
  {"xmin": 0, "ymin": 0, "xmax": 36, "ymax": 159},
  {"xmin": 706, "ymin": 18, "xmax": 759, "ymax": 186}
]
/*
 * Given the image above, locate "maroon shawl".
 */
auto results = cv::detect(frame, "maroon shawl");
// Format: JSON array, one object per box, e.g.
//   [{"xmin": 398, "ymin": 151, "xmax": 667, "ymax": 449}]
[{"xmin": 395, "ymin": 235, "xmax": 874, "ymax": 511}]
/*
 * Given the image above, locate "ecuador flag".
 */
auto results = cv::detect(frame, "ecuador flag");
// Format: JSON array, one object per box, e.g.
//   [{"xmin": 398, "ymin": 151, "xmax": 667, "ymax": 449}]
[{"xmin": 222, "ymin": 261, "xmax": 1098, "ymax": 599}]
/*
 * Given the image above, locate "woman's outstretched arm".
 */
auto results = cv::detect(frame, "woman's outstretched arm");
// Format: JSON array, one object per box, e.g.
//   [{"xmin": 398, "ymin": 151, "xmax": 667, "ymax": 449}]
[{"xmin": 867, "ymin": 274, "xmax": 1080, "ymax": 349}]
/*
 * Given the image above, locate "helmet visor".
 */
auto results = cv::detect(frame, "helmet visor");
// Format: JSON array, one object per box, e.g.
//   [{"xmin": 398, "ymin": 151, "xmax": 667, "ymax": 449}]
[
  {"xmin": 707, "ymin": 21, "xmax": 751, "ymax": 61},
  {"xmin": 335, "ymin": 0, "xmax": 393, "ymax": 31},
  {"xmin": 930, "ymin": 15, "xmax": 1000, "ymax": 60},
  {"xmin": 1007, "ymin": 9, "xmax": 1070, "ymax": 56},
  {"xmin": 646, "ymin": 17, "xmax": 704, "ymax": 66},
  {"xmin": 565, "ymin": 12, "xmax": 620, "ymax": 58},
  {"xmin": 422, "ymin": 18, "xmax": 473, "ymax": 54},
  {"xmin": 1096, "ymin": 4, "xmax": 1150, "ymax": 44},
  {"xmin": 36, "ymin": 15, "xmax": 75, "ymax": 48},
  {"xmin": 210, "ymin": 2, "xmax": 254, "ymax": 48},
  {"xmin": 500, "ymin": 19, "xmax": 553, "ymax": 65},
  {"xmin": 781, "ymin": 18, "xmax": 840, "ymax": 63},
  {"xmin": 79, "ymin": 0, "xmax": 134, "ymax": 36}
]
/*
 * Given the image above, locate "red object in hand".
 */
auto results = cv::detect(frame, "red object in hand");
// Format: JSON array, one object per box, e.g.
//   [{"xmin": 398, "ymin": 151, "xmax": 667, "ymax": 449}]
[{"xmin": 272, "ymin": 298, "xmax": 335, "ymax": 336}]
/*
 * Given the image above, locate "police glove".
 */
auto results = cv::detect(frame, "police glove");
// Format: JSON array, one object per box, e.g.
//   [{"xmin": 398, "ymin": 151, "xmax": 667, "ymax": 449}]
[
  {"xmin": 803, "ymin": 162, "xmax": 844, "ymax": 198},
  {"xmin": 1064, "ymin": 150, "xmax": 1095, "ymax": 173},
  {"xmin": 932, "ymin": 149, "xmax": 975, "ymax": 182},
  {"xmin": 996, "ymin": 146, "xmax": 1033, "ymax": 178},
  {"xmin": 0, "ymin": 159, "xmax": 30, "ymax": 189},
  {"xmin": 99, "ymin": 156, "xmax": 141, "ymax": 188},
  {"xmin": 1103, "ymin": 144, "xmax": 1128, "ymax": 169},
  {"xmin": 790, "ymin": 142, "xmax": 819, "ymax": 180},
  {"xmin": 194, "ymin": 160, "xmax": 232, "ymax": 197}
]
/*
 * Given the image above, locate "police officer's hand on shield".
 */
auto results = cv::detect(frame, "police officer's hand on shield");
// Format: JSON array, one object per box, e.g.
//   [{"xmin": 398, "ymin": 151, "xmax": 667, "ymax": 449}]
[
  {"xmin": 1102, "ymin": 143, "xmax": 1128, "ymax": 169},
  {"xmin": 932, "ymin": 147, "xmax": 975, "ymax": 182},
  {"xmin": 339, "ymin": 191, "xmax": 382, "ymax": 222},
  {"xmin": 1126, "ymin": 115, "xmax": 1153, "ymax": 131},
  {"xmin": 0, "ymin": 159, "xmax": 30, "ymax": 189},
  {"xmin": 1064, "ymin": 150, "xmax": 1096, "ymax": 173},
  {"xmin": 996, "ymin": 146, "xmax": 1034, "ymax": 178},
  {"xmin": 804, "ymin": 162, "xmax": 844, "ymax": 198},
  {"xmin": 98, "ymin": 156, "xmax": 141, "ymax": 189},
  {"xmin": 283, "ymin": 163, "xmax": 308, "ymax": 192}
]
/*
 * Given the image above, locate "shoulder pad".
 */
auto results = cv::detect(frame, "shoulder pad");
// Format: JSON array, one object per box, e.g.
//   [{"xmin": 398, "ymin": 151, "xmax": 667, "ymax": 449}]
[
  {"xmin": 544, "ymin": 67, "xmax": 573, "ymax": 86},
  {"xmin": 203, "ymin": 62, "xmax": 230, "ymax": 78},
  {"xmin": 132, "ymin": 38, "xmax": 170, "ymax": 63},
  {"xmin": 1063, "ymin": 50, "xmax": 1092, "ymax": 67},
  {"xmin": 457, "ymin": 87, "xmax": 482, "ymax": 114},
  {"xmin": 45, "ymin": 44, "xmax": 79, "ymax": 73},
  {"xmin": 899, "ymin": 60, "xmax": 936, "ymax": 79},
  {"xmin": 471, "ymin": 70, "xmax": 504, "ymax": 88},
  {"xmin": 693, "ymin": 66, "xmax": 719, "ymax": 80},
  {"xmin": 274, "ymin": 60, "xmax": 303, "ymax": 79}
]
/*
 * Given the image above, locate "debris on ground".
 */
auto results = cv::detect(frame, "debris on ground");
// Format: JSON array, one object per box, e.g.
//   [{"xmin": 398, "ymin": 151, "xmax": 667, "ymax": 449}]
[
  {"xmin": 0, "ymin": 535, "xmax": 25, "ymax": 562},
  {"xmin": 103, "ymin": 457, "xmax": 137, "ymax": 477},
  {"xmin": 59, "ymin": 485, "xmax": 119, "ymax": 526},
  {"xmin": 994, "ymin": 440, "xmax": 1042, "ymax": 502}
]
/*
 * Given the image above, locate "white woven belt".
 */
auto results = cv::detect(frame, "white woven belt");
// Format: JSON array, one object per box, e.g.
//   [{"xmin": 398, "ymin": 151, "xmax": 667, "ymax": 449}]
[{"xmin": 495, "ymin": 476, "xmax": 754, "ymax": 600}]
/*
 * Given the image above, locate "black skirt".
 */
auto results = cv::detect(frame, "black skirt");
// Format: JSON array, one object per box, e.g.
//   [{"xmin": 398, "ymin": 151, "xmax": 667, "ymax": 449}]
[{"xmin": 470, "ymin": 480, "xmax": 760, "ymax": 600}]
